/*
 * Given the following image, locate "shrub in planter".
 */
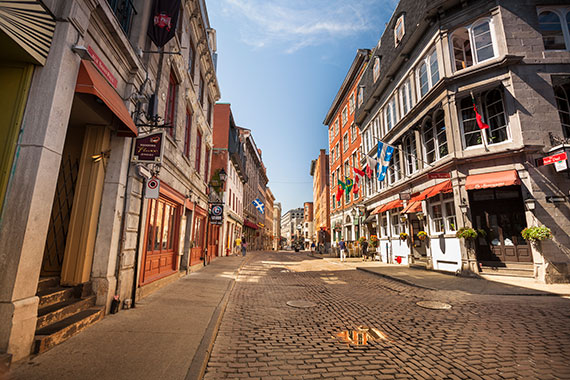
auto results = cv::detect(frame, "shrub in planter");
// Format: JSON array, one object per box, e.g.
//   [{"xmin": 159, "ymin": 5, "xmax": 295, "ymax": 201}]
[
  {"xmin": 369, "ymin": 235, "xmax": 379, "ymax": 248},
  {"xmin": 358, "ymin": 236, "xmax": 367, "ymax": 246},
  {"xmin": 521, "ymin": 225, "xmax": 552, "ymax": 242},
  {"xmin": 399, "ymin": 232, "xmax": 408, "ymax": 241},
  {"xmin": 417, "ymin": 231, "xmax": 428, "ymax": 240},
  {"xmin": 455, "ymin": 227, "xmax": 478, "ymax": 239}
]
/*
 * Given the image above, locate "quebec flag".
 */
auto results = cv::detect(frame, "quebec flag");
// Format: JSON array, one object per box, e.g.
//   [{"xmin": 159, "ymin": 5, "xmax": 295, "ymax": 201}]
[
  {"xmin": 377, "ymin": 141, "xmax": 395, "ymax": 182},
  {"xmin": 253, "ymin": 198, "xmax": 265, "ymax": 214}
]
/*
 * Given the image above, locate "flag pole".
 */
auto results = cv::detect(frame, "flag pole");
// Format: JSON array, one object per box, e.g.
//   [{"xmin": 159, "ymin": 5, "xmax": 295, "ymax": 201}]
[
  {"xmin": 471, "ymin": 91, "xmax": 489, "ymax": 152},
  {"xmin": 371, "ymin": 136, "xmax": 436, "ymax": 169}
]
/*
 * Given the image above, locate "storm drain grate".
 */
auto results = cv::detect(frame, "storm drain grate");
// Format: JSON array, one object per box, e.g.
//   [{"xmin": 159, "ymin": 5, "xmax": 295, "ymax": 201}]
[
  {"xmin": 416, "ymin": 300, "xmax": 452, "ymax": 310},
  {"xmin": 286, "ymin": 300, "xmax": 317, "ymax": 308}
]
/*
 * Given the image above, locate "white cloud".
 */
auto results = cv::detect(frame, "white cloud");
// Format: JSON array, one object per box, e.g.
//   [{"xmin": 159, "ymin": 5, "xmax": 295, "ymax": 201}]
[{"xmin": 222, "ymin": 0, "xmax": 395, "ymax": 53}]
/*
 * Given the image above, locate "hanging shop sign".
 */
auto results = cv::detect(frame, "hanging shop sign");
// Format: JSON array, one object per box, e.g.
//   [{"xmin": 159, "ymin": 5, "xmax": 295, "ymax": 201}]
[
  {"xmin": 209, "ymin": 203, "xmax": 224, "ymax": 225},
  {"xmin": 132, "ymin": 131, "xmax": 164, "ymax": 164},
  {"xmin": 147, "ymin": 0, "xmax": 181, "ymax": 48},
  {"xmin": 145, "ymin": 177, "xmax": 160, "ymax": 199},
  {"xmin": 543, "ymin": 152, "xmax": 568, "ymax": 172},
  {"xmin": 428, "ymin": 172, "xmax": 451, "ymax": 179}
]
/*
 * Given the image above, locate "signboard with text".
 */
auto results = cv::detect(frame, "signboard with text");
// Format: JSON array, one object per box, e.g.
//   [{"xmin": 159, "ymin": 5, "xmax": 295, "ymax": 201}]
[
  {"xmin": 87, "ymin": 46, "xmax": 118, "ymax": 88},
  {"xmin": 428, "ymin": 172, "xmax": 451, "ymax": 179},
  {"xmin": 132, "ymin": 131, "xmax": 165, "ymax": 164},
  {"xmin": 209, "ymin": 203, "xmax": 224, "ymax": 225},
  {"xmin": 543, "ymin": 152, "xmax": 567, "ymax": 165}
]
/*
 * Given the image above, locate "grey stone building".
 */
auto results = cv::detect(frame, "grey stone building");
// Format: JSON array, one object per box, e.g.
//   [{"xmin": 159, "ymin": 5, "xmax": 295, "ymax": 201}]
[
  {"xmin": 281, "ymin": 208, "xmax": 304, "ymax": 247},
  {"xmin": 356, "ymin": 0, "xmax": 570, "ymax": 282},
  {"xmin": 0, "ymin": 0, "xmax": 219, "ymax": 363}
]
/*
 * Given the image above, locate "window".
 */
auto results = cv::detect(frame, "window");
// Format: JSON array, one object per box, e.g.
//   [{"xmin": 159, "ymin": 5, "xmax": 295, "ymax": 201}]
[
  {"xmin": 435, "ymin": 110, "xmax": 449, "ymax": 158},
  {"xmin": 373, "ymin": 56, "xmax": 381, "ymax": 82},
  {"xmin": 331, "ymin": 147, "xmax": 335, "ymax": 163},
  {"xmin": 351, "ymin": 124, "xmax": 357, "ymax": 142},
  {"xmin": 388, "ymin": 149, "xmax": 400, "ymax": 185},
  {"xmin": 403, "ymin": 133, "xmax": 417, "ymax": 175},
  {"xmin": 188, "ymin": 40, "xmax": 196, "ymax": 79},
  {"xmin": 107, "ymin": 0, "xmax": 136, "ymax": 35},
  {"xmin": 334, "ymin": 119, "xmax": 339, "ymax": 136},
  {"xmin": 198, "ymin": 74, "xmax": 205, "ymax": 106},
  {"xmin": 204, "ymin": 147, "xmax": 210, "ymax": 180},
  {"xmin": 195, "ymin": 129, "xmax": 202, "ymax": 173},
  {"xmin": 417, "ymin": 48, "xmax": 439, "ymax": 98},
  {"xmin": 343, "ymin": 133, "xmax": 349, "ymax": 151},
  {"xmin": 459, "ymin": 98, "xmax": 481, "ymax": 148},
  {"xmin": 391, "ymin": 208, "xmax": 402, "ymax": 236},
  {"xmin": 384, "ymin": 97, "xmax": 397, "ymax": 131},
  {"xmin": 422, "ymin": 110, "xmax": 448, "ymax": 164},
  {"xmin": 165, "ymin": 71, "xmax": 177, "ymax": 137},
  {"xmin": 358, "ymin": 86, "xmax": 364, "ymax": 107},
  {"xmin": 335, "ymin": 143, "xmax": 340, "ymax": 160},
  {"xmin": 332, "ymin": 195, "xmax": 335, "ymax": 210},
  {"xmin": 381, "ymin": 214, "xmax": 388, "ymax": 237},
  {"xmin": 399, "ymin": 79, "xmax": 412, "ymax": 117},
  {"xmin": 207, "ymin": 98, "xmax": 213, "ymax": 125},
  {"xmin": 538, "ymin": 9, "xmax": 568, "ymax": 50},
  {"xmin": 184, "ymin": 109, "xmax": 192, "ymax": 158},
  {"xmin": 394, "ymin": 14, "xmax": 405, "ymax": 46},
  {"xmin": 472, "ymin": 20, "xmax": 495, "ymax": 63},
  {"xmin": 429, "ymin": 193, "xmax": 456, "ymax": 233},
  {"xmin": 554, "ymin": 84, "xmax": 570, "ymax": 138},
  {"xmin": 484, "ymin": 89, "xmax": 509, "ymax": 144},
  {"xmin": 342, "ymin": 106, "xmax": 348, "ymax": 125},
  {"xmin": 349, "ymin": 93, "xmax": 355, "ymax": 114}
]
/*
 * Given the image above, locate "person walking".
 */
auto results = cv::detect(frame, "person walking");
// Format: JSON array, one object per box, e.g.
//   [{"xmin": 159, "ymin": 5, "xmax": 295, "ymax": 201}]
[
  {"xmin": 241, "ymin": 237, "xmax": 247, "ymax": 257},
  {"xmin": 235, "ymin": 236, "xmax": 241, "ymax": 256},
  {"xmin": 339, "ymin": 238, "xmax": 346, "ymax": 262},
  {"xmin": 361, "ymin": 239, "xmax": 369, "ymax": 261}
]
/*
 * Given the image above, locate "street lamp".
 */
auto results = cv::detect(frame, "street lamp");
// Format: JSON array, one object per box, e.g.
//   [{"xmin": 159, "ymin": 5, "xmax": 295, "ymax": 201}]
[{"xmin": 218, "ymin": 168, "xmax": 227, "ymax": 183}]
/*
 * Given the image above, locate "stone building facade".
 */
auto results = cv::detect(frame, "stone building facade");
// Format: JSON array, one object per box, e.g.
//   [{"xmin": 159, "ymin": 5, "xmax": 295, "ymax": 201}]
[
  {"xmin": 273, "ymin": 202, "xmax": 282, "ymax": 250},
  {"xmin": 280, "ymin": 208, "xmax": 304, "ymax": 247},
  {"xmin": 355, "ymin": 0, "xmax": 570, "ymax": 282},
  {"xmin": 0, "ymin": 0, "xmax": 220, "ymax": 362},
  {"xmin": 264, "ymin": 188, "xmax": 275, "ymax": 250},
  {"xmin": 310, "ymin": 149, "xmax": 331, "ymax": 245}
]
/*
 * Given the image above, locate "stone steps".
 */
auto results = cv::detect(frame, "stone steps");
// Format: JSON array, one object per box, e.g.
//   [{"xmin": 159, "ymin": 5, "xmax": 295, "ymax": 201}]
[
  {"xmin": 479, "ymin": 263, "xmax": 534, "ymax": 278},
  {"xmin": 37, "ymin": 287, "xmax": 77, "ymax": 309},
  {"xmin": 36, "ymin": 295, "xmax": 96, "ymax": 330},
  {"xmin": 34, "ymin": 308, "xmax": 104, "ymax": 354}
]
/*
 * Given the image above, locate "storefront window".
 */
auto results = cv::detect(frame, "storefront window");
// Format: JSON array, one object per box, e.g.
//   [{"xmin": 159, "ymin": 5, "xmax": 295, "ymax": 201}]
[
  {"xmin": 429, "ymin": 193, "xmax": 456, "ymax": 233},
  {"xmin": 391, "ymin": 208, "xmax": 402, "ymax": 236},
  {"xmin": 431, "ymin": 203, "xmax": 444, "ymax": 233},
  {"xmin": 381, "ymin": 214, "xmax": 388, "ymax": 237}
]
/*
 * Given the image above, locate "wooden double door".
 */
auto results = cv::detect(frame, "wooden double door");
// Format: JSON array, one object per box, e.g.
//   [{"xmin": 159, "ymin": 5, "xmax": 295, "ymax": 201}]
[{"xmin": 470, "ymin": 186, "xmax": 531, "ymax": 263}]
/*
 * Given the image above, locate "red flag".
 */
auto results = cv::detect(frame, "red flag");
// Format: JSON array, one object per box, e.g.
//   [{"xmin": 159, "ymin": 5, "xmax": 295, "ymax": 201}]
[
  {"xmin": 353, "ymin": 167, "xmax": 365, "ymax": 177},
  {"xmin": 471, "ymin": 94, "xmax": 489, "ymax": 130},
  {"xmin": 352, "ymin": 181, "xmax": 359, "ymax": 194},
  {"xmin": 335, "ymin": 185, "xmax": 343, "ymax": 202}
]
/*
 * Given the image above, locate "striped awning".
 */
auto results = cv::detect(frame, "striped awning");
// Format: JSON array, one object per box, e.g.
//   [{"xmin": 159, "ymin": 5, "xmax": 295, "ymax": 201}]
[{"xmin": 0, "ymin": 1, "xmax": 56, "ymax": 65}]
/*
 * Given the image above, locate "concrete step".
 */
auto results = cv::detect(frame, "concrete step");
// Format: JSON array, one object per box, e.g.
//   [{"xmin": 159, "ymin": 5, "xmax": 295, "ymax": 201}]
[
  {"xmin": 479, "ymin": 265, "xmax": 534, "ymax": 278},
  {"xmin": 36, "ymin": 296, "xmax": 96, "ymax": 330},
  {"xmin": 37, "ymin": 287, "xmax": 77, "ymax": 309},
  {"xmin": 34, "ymin": 308, "xmax": 104, "ymax": 354},
  {"xmin": 37, "ymin": 277, "xmax": 60, "ymax": 293}
]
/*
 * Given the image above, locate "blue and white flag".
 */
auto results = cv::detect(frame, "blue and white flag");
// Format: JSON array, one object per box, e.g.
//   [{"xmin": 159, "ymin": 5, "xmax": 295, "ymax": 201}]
[
  {"xmin": 252, "ymin": 198, "xmax": 265, "ymax": 214},
  {"xmin": 377, "ymin": 142, "xmax": 395, "ymax": 182}
]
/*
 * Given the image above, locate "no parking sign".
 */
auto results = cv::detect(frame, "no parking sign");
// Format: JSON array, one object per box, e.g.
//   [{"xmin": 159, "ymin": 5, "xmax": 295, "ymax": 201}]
[{"xmin": 145, "ymin": 178, "xmax": 160, "ymax": 199}]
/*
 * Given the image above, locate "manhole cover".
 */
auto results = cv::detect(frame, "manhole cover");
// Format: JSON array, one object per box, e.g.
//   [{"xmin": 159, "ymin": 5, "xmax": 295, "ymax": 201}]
[
  {"xmin": 416, "ymin": 301, "xmax": 452, "ymax": 310},
  {"xmin": 286, "ymin": 300, "xmax": 317, "ymax": 308}
]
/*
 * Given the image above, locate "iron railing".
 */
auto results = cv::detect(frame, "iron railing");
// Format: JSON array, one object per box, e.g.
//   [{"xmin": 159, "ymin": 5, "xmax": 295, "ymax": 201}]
[{"xmin": 107, "ymin": 0, "xmax": 137, "ymax": 35}]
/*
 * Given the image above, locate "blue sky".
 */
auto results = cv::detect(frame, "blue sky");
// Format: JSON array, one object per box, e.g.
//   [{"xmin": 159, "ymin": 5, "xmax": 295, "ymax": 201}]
[{"xmin": 207, "ymin": 0, "xmax": 398, "ymax": 213}]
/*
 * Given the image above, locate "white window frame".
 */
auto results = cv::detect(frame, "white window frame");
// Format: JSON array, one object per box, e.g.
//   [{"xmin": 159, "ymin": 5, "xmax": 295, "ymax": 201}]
[
  {"xmin": 403, "ymin": 133, "xmax": 417, "ymax": 176},
  {"xmin": 381, "ymin": 213, "xmax": 388, "ymax": 237},
  {"xmin": 358, "ymin": 86, "xmax": 364, "ymax": 107},
  {"xmin": 554, "ymin": 84, "xmax": 570, "ymax": 138},
  {"xmin": 343, "ymin": 133, "xmax": 349, "ymax": 152},
  {"xmin": 373, "ymin": 56, "xmax": 381, "ymax": 82},
  {"xmin": 428, "ymin": 193, "xmax": 457, "ymax": 234},
  {"xmin": 394, "ymin": 14, "xmax": 405, "ymax": 46},
  {"xmin": 449, "ymin": 17, "xmax": 497, "ymax": 72},
  {"xmin": 342, "ymin": 106, "xmax": 348, "ymax": 126},
  {"xmin": 351, "ymin": 123, "xmax": 357, "ymax": 142},
  {"xmin": 399, "ymin": 79, "xmax": 412, "ymax": 117},
  {"xmin": 349, "ymin": 93, "xmax": 355, "ymax": 114},
  {"xmin": 537, "ymin": 7, "xmax": 570, "ymax": 51},
  {"xmin": 334, "ymin": 119, "xmax": 339, "ymax": 136},
  {"xmin": 391, "ymin": 208, "xmax": 402, "ymax": 236},
  {"xmin": 388, "ymin": 148, "xmax": 401, "ymax": 185},
  {"xmin": 416, "ymin": 48, "xmax": 440, "ymax": 100}
]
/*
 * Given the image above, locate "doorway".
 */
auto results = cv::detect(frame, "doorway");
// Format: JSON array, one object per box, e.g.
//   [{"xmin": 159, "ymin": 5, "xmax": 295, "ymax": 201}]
[
  {"xmin": 469, "ymin": 186, "xmax": 531, "ymax": 263},
  {"xmin": 410, "ymin": 216, "xmax": 427, "ymax": 265}
]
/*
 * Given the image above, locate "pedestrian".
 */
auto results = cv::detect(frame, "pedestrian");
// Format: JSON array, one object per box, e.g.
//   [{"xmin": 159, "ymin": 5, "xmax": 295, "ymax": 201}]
[
  {"xmin": 311, "ymin": 242, "xmax": 315, "ymax": 252},
  {"xmin": 241, "ymin": 237, "xmax": 247, "ymax": 257},
  {"xmin": 361, "ymin": 239, "xmax": 369, "ymax": 261},
  {"xmin": 339, "ymin": 238, "xmax": 346, "ymax": 262},
  {"xmin": 235, "ymin": 237, "xmax": 241, "ymax": 256}
]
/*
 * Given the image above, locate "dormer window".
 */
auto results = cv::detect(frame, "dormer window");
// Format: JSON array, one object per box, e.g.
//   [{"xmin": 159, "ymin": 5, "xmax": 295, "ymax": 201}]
[
  {"xmin": 357, "ymin": 85, "xmax": 364, "ymax": 107},
  {"xmin": 394, "ymin": 14, "xmax": 405, "ymax": 46},
  {"xmin": 373, "ymin": 56, "xmax": 381, "ymax": 82}
]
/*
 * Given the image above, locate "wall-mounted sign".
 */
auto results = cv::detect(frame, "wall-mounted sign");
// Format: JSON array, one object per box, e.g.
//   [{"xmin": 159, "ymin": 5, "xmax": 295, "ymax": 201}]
[
  {"xmin": 399, "ymin": 192, "xmax": 411, "ymax": 200},
  {"xmin": 543, "ymin": 152, "xmax": 567, "ymax": 165},
  {"xmin": 428, "ymin": 172, "xmax": 451, "ymax": 179},
  {"xmin": 87, "ymin": 46, "xmax": 118, "ymax": 88},
  {"xmin": 546, "ymin": 195, "xmax": 566, "ymax": 203},
  {"xmin": 145, "ymin": 177, "xmax": 160, "ymax": 199},
  {"xmin": 132, "ymin": 131, "xmax": 164, "ymax": 163},
  {"xmin": 209, "ymin": 203, "xmax": 224, "ymax": 225}
]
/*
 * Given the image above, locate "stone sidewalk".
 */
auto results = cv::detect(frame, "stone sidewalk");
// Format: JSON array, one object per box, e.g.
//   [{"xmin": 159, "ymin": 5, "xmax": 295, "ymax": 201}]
[{"xmin": 5, "ymin": 255, "xmax": 246, "ymax": 380}]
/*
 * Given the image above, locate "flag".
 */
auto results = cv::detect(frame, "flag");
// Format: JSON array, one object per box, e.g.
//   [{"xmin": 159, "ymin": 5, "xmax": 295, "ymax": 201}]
[
  {"xmin": 365, "ymin": 156, "xmax": 376, "ymax": 179},
  {"xmin": 353, "ymin": 167, "xmax": 364, "ymax": 194},
  {"xmin": 147, "ymin": 0, "xmax": 181, "ymax": 48},
  {"xmin": 471, "ymin": 93, "xmax": 489, "ymax": 130},
  {"xmin": 335, "ymin": 185, "xmax": 344, "ymax": 202},
  {"xmin": 353, "ymin": 167, "xmax": 365, "ymax": 178},
  {"xmin": 345, "ymin": 178, "xmax": 354, "ymax": 193},
  {"xmin": 252, "ymin": 198, "xmax": 265, "ymax": 214},
  {"xmin": 338, "ymin": 179, "xmax": 346, "ymax": 190},
  {"xmin": 377, "ymin": 142, "xmax": 395, "ymax": 181}
]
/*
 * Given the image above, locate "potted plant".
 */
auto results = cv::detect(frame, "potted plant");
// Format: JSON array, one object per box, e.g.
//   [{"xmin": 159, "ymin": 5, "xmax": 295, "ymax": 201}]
[
  {"xmin": 417, "ymin": 231, "xmax": 428, "ymax": 240},
  {"xmin": 455, "ymin": 227, "xmax": 478, "ymax": 240},
  {"xmin": 369, "ymin": 235, "xmax": 379, "ymax": 248},
  {"xmin": 399, "ymin": 232, "xmax": 408, "ymax": 241},
  {"xmin": 521, "ymin": 225, "xmax": 552, "ymax": 243},
  {"xmin": 400, "ymin": 215, "xmax": 408, "ymax": 223}
]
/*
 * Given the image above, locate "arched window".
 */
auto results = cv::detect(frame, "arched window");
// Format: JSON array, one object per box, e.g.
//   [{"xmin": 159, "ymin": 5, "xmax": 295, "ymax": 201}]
[
  {"xmin": 422, "ymin": 117, "xmax": 436, "ymax": 164},
  {"xmin": 554, "ymin": 85, "xmax": 570, "ymax": 138},
  {"xmin": 484, "ymin": 89, "xmax": 508, "ymax": 144},
  {"xmin": 403, "ymin": 133, "xmax": 417, "ymax": 175},
  {"xmin": 434, "ymin": 110, "xmax": 448, "ymax": 158},
  {"xmin": 452, "ymin": 27, "xmax": 473, "ymax": 71},
  {"xmin": 388, "ymin": 149, "xmax": 401, "ymax": 185},
  {"xmin": 538, "ymin": 11, "xmax": 566, "ymax": 50},
  {"xmin": 459, "ymin": 97, "xmax": 480, "ymax": 147},
  {"xmin": 417, "ymin": 48, "xmax": 439, "ymax": 98}
]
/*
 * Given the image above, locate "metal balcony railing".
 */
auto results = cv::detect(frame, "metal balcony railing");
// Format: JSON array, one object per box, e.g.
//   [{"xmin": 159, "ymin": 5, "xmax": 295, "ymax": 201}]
[{"xmin": 107, "ymin": 0, "xmax": 137, "ymax": 35}]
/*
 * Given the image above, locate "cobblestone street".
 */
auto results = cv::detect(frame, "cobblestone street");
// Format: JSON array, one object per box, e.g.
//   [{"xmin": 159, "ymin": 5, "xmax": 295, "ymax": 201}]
[{"xmin": 205, "ymin": 251, "xmax": 570, "ymax": 380}]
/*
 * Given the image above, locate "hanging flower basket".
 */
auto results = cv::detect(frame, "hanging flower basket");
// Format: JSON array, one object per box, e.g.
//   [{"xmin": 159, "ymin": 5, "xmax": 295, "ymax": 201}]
[
  {"xmin": 521, "ymin": 225, "xmax": 552, "ymax": 242},
  {"xmin": 455, "ymin": 227, "xmax": 478, "ymax": 240},
  {"xmin": 369, "ymin": 235, "xmax": 379, "ymax": 248},
  {"xmin": 417, "ymin": 231, "xmax": 428, "ymax": 240},
  {"xmin": 400, "ymin": 215, "xmax": 408, "ymax": 223},
  {"xmin": 399, "ymin": 232, "xmax": 408, "ymax": 241}
]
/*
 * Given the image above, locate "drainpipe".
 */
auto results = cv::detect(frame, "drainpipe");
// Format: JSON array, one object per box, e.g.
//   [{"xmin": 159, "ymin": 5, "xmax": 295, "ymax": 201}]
[{"xmin": 131, "ymin": 179, "xmax": 146, "ymax": 308}]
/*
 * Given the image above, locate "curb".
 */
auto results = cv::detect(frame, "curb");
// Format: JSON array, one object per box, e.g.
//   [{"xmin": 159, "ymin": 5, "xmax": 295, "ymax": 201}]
[
  {"xmin": 185, "ymin": 257, "xmax": 247, "ymax": 380},
  {"xmin": 356, "ymin": 267, "xmax": 437, "ymax": 291}
]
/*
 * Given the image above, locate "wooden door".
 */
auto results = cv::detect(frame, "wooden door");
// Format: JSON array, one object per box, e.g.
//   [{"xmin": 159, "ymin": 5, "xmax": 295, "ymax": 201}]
[{"xmin": 411, "ymin": 218, "xmax": 427, "ymax": 259}]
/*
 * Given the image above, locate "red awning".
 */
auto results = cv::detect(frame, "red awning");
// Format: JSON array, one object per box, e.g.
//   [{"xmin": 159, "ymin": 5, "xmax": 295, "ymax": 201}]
[
  {"xmin": 378, "ymin": 199, "xmax": 403, "ymax": 213},
  {"xmin": 371, "ymin": 205, "xmax": 383, "ymax": 215},
  {"xmin": 244, "ymin": 219, "xmax": 259, "ymax": 230},
  {"xmin": 465, "ymin": 170, "xmax": 521, "ymax": 190},
  {"xmin": 75, "ymin": 61, "xmax": 138, "ymax": 137},
  {"xmin": 402, "ymin": 201, "xmax": 422, "ymax": 214}
]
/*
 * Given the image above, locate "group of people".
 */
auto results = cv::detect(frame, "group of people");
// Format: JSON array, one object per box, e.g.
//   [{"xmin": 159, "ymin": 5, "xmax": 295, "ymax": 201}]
[{"xmin": 337, "ymin": 238, "xmax": 371, "ymax": 262}]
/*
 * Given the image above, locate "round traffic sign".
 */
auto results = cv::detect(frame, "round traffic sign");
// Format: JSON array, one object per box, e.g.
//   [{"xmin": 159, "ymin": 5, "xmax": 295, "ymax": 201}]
[{"xmin": 148, "ymin": 179, "xmax": 159, "ymax": 189}]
